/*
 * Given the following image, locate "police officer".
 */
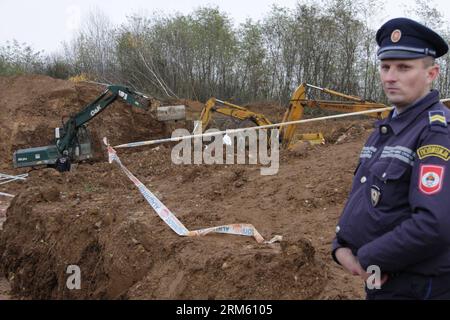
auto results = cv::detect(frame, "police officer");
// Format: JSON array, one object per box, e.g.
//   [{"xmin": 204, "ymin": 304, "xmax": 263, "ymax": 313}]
[{"xmin": 332, "ymin": 17, "xmax": 450, "ymax": 299}]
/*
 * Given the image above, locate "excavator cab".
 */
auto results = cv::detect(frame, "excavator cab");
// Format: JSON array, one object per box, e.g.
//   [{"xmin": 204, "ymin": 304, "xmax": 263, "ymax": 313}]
[
  {"xmin": 53, "ymin": 120, "xmax": 93, "ymax": 162},
  {"xmin": 70, "ymin": 125, "xmax": 93, "ymax": 161},
  {"xmin": 13, "ymin": 124, "xmax": 94, "ymax": 170}
]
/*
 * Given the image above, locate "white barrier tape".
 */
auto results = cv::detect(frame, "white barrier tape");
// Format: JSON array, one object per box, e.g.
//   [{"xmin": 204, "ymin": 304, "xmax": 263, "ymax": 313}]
[
  {"xmin": 0, "ymin": 173, "xmax": 28, "ymax": 180},
  {"xmin": 105, "ymin": 141, "xmax": 281, "ymax": 244},
  {"xmin": 0, "ymin": 192, "xmax": 15, "ymax": 198},
  {"xmin": 114, "ymin": 107, "xmax": 394, "ymax": 149},
  {"xmin": 187, "ymin": 224, "xmax": 264, "ymax": 243},
  {"xmin": 0, "ymin": 178, "xmax": 24, "ymax": 185},
  {"xmin": 107, "ymin": 145, "xmax": 189, "ymax": 236},
  {"xmin": 0, "ymin": 173, "xmax": 28, "ymax": 185}
]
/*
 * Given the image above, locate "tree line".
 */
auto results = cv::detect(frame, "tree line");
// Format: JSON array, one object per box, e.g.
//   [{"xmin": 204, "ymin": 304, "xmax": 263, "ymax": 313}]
[{"xmin": 1, "ymin": 0, "xmax": 450, "ymax": 104}]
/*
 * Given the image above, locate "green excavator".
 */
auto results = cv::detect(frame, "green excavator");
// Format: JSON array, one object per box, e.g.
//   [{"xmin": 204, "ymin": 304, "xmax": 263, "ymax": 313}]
[{"xmin": 13, "ymin": 85, "xmax": 156, "ymax": 171}]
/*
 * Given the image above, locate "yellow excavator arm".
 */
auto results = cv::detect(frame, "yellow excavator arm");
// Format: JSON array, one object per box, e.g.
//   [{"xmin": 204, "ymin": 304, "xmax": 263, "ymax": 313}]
[
  {"xmin": 196, "ymin": 96, "xmax": 323, "ymax": 149},
  {"xmin": 195, "ymin": 97, "xmax": 272, "ymax": 133},
  {"xmin": 302, "ymin": 100, "xmax": 390, "ymax": 118},
  {"xmin": 280, "ymin": 83, "xmax": 307, "ymax": 149},
  {"xmin": 280, "ymin": 83, "xmax": 390, "ymax": 148}
]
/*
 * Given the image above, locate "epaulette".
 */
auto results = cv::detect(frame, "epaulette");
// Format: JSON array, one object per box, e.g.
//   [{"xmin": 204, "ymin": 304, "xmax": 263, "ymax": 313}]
[
  {"xmin": 429, "ymin": 110, "xmax": 447, "ymax": 127},
  {"xmin": 428, "ymin": 110, "xmax": 448, "ymax": 132}
]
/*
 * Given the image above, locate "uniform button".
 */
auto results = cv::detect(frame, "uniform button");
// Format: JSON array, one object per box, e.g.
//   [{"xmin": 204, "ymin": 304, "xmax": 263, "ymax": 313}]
[
  {"xmin": 336, "ymin": 226, "xmax": 340, "ymax": 233},
  {"xmin": 361, "ymin": 176, "xmax": 367, "ymax": 183},
  {"xmin": 380, "ymin": 126, "xmax": 388, "ymax": 134},
  {"xmin": 382, "ymin": 172, "xmax": 387, "ymax": 178}
]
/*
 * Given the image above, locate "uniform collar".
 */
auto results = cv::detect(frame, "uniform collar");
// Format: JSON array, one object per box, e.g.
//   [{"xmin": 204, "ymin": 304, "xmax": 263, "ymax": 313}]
[{"xmin": 376, "ymin": 90, "xmax": 440, "ymax": 135}]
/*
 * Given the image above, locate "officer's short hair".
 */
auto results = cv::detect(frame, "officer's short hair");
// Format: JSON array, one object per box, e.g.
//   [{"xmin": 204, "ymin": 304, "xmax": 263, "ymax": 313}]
[{"xmin": 423, "ymin": 56, "xmax": 436, "ymax": 68}]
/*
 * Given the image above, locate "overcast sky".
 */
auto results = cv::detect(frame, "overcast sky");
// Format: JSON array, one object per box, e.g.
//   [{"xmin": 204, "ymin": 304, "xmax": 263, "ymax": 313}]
[{"xmin": 1, "ymin": 0, "xmax": 450, "ymax": 54}]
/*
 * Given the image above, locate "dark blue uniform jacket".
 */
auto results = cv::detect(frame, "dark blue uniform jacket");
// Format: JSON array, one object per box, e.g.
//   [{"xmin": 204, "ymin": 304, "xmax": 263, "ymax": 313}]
[{"xmin": 333, "ymin": 90, "xmax": 450, "ymax": 276}]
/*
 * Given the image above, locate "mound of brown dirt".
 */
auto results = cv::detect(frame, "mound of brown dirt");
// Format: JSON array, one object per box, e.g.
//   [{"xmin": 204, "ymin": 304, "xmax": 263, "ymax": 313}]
[
  {"xmin": 0, "ymin": 130, "xmax": 370, "ymax": 299},
  {"xmin": 0, "ymin": 74, "xmax": 169, "ymax": 170},
  {"xmin": 0, "ymin": 147, "xmax": 327, "ymax": 299}
]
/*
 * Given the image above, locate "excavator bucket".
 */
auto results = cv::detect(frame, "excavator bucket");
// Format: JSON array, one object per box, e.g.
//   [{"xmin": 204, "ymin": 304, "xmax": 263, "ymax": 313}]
[
  {"xmin": 296, "ymin": 133, "xmax": 325, "ymax": 145},
  {"xmin": 156, "ymin": 105, "xmax": 186, "ymax": 121}
]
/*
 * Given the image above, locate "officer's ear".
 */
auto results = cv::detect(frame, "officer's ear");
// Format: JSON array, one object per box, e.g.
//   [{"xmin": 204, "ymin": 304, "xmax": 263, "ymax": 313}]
[{"xmin": 424, "ymin": 57, "xmax": 439, "ymax": 83}]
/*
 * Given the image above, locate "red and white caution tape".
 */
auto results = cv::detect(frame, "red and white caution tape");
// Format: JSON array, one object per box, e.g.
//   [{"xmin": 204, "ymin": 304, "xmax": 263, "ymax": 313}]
[{"xmin": 105, "ymin": 139, "xmax": 281, "ymax": 244}]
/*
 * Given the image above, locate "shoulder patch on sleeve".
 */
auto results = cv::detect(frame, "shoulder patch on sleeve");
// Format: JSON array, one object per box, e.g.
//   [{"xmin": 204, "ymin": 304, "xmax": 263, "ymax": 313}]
[
  {"xmin": 419, "ymin": 164, "xmax": 445, "ymax": 195},
  {"xmin": 429, "ymin": 110, "xmax": 447, "ymax": 128},
  {"xmin": 417, "ymin": 145, "xmax": 450, "ymax": 161}
]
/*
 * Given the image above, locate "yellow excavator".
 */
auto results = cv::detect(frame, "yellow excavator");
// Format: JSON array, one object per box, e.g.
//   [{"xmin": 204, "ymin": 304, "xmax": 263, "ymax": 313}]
[
  {"xmin": 196, "ymin": 84, "xmax": 390, "ymax": 147},
  {"xmin": 280, "ymin": 84, "xmax": 450, "ymax": 149},
  {"xmin": 195, "ymin": 85, "xmax": 450, "ymax": 149},
  {"xmin": 193, "ymin": 97, "xmax": 325, "ymax": 147},
  {"xmin": 279, "ymin": 83, "xmax": 391, "ymax": 148}
]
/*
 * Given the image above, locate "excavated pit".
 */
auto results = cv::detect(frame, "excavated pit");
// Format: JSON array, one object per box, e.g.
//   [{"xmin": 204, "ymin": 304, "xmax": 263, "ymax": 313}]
[{"xmin": 0, "ymin": 74, "xmax": 374, "ymax": 299}]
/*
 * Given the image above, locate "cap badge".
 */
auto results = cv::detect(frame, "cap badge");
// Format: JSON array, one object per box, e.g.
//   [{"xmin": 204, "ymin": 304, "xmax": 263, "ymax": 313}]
[{"xmin": 391, "ymin": 29, "xmax": 402, "ymax": 43}]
